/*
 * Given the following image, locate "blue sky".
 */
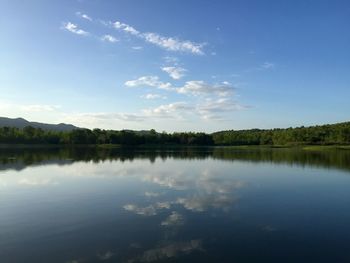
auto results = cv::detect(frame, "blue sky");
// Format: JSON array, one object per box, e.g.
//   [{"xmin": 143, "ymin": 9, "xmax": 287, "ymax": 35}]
[{"xmin": 1, "ymin": 0, "xmax": 350, "ymax": 132}]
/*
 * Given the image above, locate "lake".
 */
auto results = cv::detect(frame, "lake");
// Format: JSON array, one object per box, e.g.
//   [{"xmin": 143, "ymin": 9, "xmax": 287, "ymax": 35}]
[{"xmin": 1, "ymin": 146, "xmax": 350, "ymax": 263}]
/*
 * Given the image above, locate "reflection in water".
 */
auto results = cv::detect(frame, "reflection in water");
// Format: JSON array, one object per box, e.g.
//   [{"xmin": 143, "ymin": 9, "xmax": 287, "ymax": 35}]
[
  {"xmin": 1, "ymin": 146, "xmax": 350, "ymax": 172},
  {"xmin": 127, "ymin": 240, "xmax": 203, "ymax": 263},
  {"xmin": 1, "ymin": 147, "xmax": 350, "ymax": 262},
  {"xmin": 97, "ymin": 251, "xmax": 114, "ymax": 261},
  {"xmin": 124, "ymin": 202, "xmax": 171, "ymax": 216},
  {"xmin": 161, "ymin": 211, "xmax": 185, "ymax": 227},
  {"xmin": 144, "ymin": 192, "xmax": 161, "ymax": 197}
]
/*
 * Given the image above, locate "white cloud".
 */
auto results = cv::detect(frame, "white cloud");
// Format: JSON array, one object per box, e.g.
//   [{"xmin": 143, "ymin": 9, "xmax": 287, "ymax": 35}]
[
  {"xmin": 63, "ymin": 22, "xmax": 89, "ymax": 36},
  {"xmin": 132, "ymin": 46, "xmax": 143, "ymax": 50},
  {"xmin": 143, "ymin": 32, "xmax": 204, "ymax": 55},
  {"xmin": 112, "ymin": 20, "xmax": 205, "ymax": 55},
  {"xmin": 260, "ymin": 62, "xmax": 275, "ymax": 69},
  {"xmin": 176, "ymin": 81, "xmax": 234, "ymax": 97},
  {"xmin": 124, "ymin": 75, "xmax": 247, "ymax": 121},
  {"xmin": 125, "ymin": 77, "xmax": 235, "ymax": 97},
  {"xmin": 66, "ymin": 112, "xmax": 144, "ymax": 123},
  {"xmin": 163, "ymin": 56, "xmax": 179, "ymax": 64},
  {"xmin": 76, "ymin": 12, "xmax": 92, "ymax": 21},
  {"xmin": 125, "ymin": 76, "xmax": 173, "ymax": 90},
  {"xmin": 143, "ymin": 102, "xmax": 192, "ymax": 119},
  {"xmin": 101, "ymin": 34, "xmax": 118, "ymax": 43},
  {"xmin": 141, "ymin": 94, "xmax": 167, "ymax": 100},
  {"xmin": 197, "ymin": 98, "xmax": 247, "ymax": 120},
  {"xmin": 161, "ymin": 66, "xmax": 186, "ymax": 80},
  {"xmin": 113, "ymin": 21, "xmax": 140, "ymax": 35},
  {"xmin": 61, "ymin": 102, "xmax": 191, "ymax": 126},
  {"xmin": 62, "ymin": 96, "xmax": 246, "ymax": 127},
  {"xmin": 20, "ymin": 104, "xmax": 61, "ymax": 112}
]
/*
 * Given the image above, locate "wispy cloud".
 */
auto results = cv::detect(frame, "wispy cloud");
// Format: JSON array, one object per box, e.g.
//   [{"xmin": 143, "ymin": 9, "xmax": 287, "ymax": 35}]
[
  {"xmin": 101, "ymin": 34, "xmax": 118, "ymax": 43},
  {"xmin": 20, "ymin": 104, "xmax": 61, "ymax": 112},
  {"xmin": 260, "ymin": 62, "xmax": 275, "ymax": 70},
  {"xmin": 62, "ymin": 102, "xmax": 191, "ymax": 125},
  {"xmin": 161, "ymin": 66, "xmax": 186, "ymax": 80},
  {"xmin": 124, "ymin": 75, "xmax": 246, "ymax": 121},
  {"xmin": 125, "ymin": 77, "xmax": 234, "ymax": 97},
  {"xmin": 62, "ymin": 95, "xmax": 246, "ymax": 127},
  {"xmin": 196, "ymin": 98, "xmax": 247, "ymax": 120},
  {"xmin": 63, "ymin": 22, "xmax": 89, "ymax": 36},
  {"xmin": 143, "ymin": 102, "xmax": 192, "ymax": 119},
  {"xmin": 67, "ymin": 104, "xmax": 229, "ymax": 127},
  {"xmin": 112, "ymin": 20, "xmax": 205, "ymax": 55},
  {"xmin": 76, "ymin": 11, "xmax": 92, "ymax": 21},
  {"xmin": 177, "ymin": 81, "xmax": 234, "ymax": 97},
  {"xmin": 143, "ymin": 32, "xmax": 204, "ymax": 55},
  {"xmin": 132, "ymin": 46, "xmax": 143, "ymax": 50},
  {"xmin": 163, "ymin": 56, "xmax": 179, "ymax": 64},
  {"xmin": 64, "ymin": 112, "xmax": 145, "ymax": 124},
  {"xmin": 113, "ymin": 21, "xmax": 140, "ymax": 35},
  {"xmin": 125, "ymin": 76, "xmax": 173, "ymax": 90},
  {"xmin": 141, "ymin": 93, "xmax": 167, "ymax": 100}
]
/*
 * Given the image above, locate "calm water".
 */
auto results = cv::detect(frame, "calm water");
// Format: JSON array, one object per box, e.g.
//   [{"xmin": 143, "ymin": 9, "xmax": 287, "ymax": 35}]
[{"xmin": 1, "ymin": 147, "xmax": 350, "ymax": 263}]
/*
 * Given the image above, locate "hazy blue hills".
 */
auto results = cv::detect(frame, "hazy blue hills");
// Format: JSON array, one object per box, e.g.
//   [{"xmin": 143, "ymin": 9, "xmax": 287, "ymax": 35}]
[{"xmin": 0, "ymin": 117, "xmax": 78, "ymax": 132}]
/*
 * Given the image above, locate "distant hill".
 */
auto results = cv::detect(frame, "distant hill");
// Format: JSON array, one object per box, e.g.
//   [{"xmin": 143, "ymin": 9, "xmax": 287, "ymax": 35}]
[{"xmin": 0, "ymin": 117, "xmax": 79, "ymax": 132}]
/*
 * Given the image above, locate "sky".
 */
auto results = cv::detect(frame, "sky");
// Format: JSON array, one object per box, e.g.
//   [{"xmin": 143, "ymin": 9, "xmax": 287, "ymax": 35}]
[{"xmin": 1, "ymin": 0, "xmax": 350, "ymax": 132}]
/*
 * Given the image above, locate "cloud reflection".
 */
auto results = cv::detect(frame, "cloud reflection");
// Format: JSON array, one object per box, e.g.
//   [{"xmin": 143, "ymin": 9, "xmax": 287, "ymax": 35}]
[
  {"xmin": 18, "ymin": 178, "xmax": 58, "ymax": 186},
  {"xmin": 176, "ymin": 194, "xmax": 236, "ymax": 212},
  {"xmin": 127, "ymin": 240, "xmax": 203, "ymax": 262},
  {"xmin": 141, "ymin": 169, "xmax": 245, "ymax": 212},
  {"xmin": 144, "ymin": 191, "xmax": 160, "ymax": 197},
  {"xmin": 123, "ymin": 202, "xmax": 171, "ymax": 216},
  {"xmin": 97, "ymin": 251, "xmax": 114, "ymax": 260},
  {"xmin": 161, "ymin": 211, "xmax": 185, "ymax": 227}
]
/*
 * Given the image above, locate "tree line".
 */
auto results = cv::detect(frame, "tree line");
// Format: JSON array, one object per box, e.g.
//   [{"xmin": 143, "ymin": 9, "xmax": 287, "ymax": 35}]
[
  {"xmin": 0, "ymin": 122, "xmax": 349, "ymax": 145},
  {"xmin": 0, "ymin": 126, "xmax": 213, "ymax": 145},
  {"xmin": 212, "ymin": 122, "xmax": 350, "ymax": 145}
]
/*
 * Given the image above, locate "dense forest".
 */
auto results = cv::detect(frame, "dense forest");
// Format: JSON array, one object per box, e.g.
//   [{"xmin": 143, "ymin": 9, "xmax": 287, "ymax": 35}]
[
  {"xmin": 0, "ymin": 126, "xmax": 213, "ymax": 145},
  {"xmin": 213, "ymin": 122, "xmax": 350, "ymax": 145},
  {"xmin": 0, "ymin": 122, "xmax": 349, "ymax": 146}
]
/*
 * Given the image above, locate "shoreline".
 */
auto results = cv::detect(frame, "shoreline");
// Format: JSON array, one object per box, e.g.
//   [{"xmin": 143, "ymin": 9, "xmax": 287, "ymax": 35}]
[{"xmin": 0, "ymin": 144, "xmax": 349, "ymax": 151}]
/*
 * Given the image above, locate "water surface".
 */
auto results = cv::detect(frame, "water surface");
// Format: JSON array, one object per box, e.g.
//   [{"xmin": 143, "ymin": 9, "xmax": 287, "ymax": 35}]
[{"xmin": 1, "ymin": 147, "xmax": 350, "ymax": 262}]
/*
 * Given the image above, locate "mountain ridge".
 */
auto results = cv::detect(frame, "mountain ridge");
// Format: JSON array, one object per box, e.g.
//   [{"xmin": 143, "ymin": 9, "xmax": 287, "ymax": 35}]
[{"xmin": 0, "ymin": 117, "xmax": 79, "ymax": 131}]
